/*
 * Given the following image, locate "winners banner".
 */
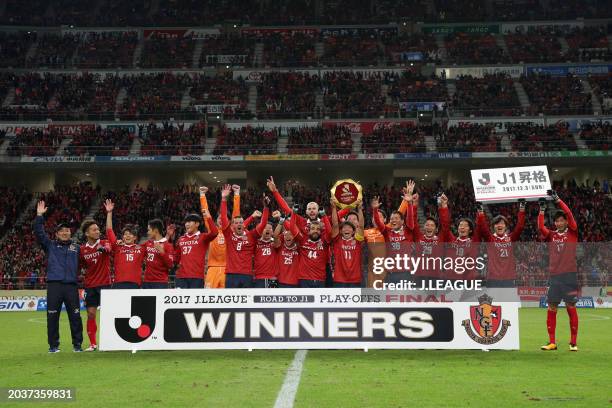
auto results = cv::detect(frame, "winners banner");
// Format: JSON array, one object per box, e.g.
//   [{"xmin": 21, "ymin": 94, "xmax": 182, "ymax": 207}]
[
  {"xmin": 471, "ymin": 165, "xmax": 551, "ymax": 203},
  {"xmin": 99, "ymin": 289, "xmax": 519, "ymax": 351}
]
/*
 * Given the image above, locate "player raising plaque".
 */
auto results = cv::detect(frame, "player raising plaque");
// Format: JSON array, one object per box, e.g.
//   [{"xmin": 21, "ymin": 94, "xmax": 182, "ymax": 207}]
[{"xmin": 330, "ymin": 179, "xmax": 363, "ymax": 209}]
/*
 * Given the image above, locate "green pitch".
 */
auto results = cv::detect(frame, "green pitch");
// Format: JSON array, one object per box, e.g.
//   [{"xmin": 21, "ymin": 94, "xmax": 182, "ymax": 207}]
[{"xmin": 0, "ymin": 308, "xmax": 610, "ymax": 407}]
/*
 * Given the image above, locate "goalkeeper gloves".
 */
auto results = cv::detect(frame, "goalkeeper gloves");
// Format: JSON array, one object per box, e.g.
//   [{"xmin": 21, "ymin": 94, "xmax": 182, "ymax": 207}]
[
  {"xmin": 538, "ymin": 198, "xmax": 547, "ymax": 212},
  {"xmin": 547, "ymin": 189, "xmax": 560, "ymax": 202}
]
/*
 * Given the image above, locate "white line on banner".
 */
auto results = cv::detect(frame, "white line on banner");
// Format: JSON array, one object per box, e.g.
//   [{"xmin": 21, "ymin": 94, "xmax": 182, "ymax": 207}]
[{"xmin": 273, "ymin": 350, "xmax": 308, "ymax": 408}]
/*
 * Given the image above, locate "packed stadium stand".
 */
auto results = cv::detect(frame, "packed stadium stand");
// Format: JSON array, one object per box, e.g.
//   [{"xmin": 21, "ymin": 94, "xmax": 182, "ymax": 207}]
[{"xmin": 0, "ymin": 0, "xmax": 609, "ymax": 293}]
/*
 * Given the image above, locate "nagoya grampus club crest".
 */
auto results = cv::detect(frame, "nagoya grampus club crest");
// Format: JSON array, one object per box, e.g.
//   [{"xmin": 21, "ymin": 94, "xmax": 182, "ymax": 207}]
[{"xmin": 462, "ymin": 294, "xmax": 511, "ymax": 345}]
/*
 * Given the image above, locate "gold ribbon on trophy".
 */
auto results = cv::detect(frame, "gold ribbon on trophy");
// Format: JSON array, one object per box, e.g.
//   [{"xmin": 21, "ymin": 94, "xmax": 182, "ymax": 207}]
[{"xmin": 330, "ymin": 179, "xmax": 363, "ymax": 209}]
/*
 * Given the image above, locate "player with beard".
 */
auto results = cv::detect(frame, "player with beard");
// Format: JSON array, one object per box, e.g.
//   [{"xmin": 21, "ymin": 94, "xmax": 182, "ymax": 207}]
[
  {"xmin": 289, "ymin": 206, "xmax": 332, "ymax": 288},
  {"xmin": 267, "ymin": 176, "xmax": 346, "ymax": 235},
  {"xmin": 371, "ymin": 183, "xmax": 414, "ymax": 284},
  {"xmin": 439, "ymin": 193, "xmax": 484, "ymax": 281},
  {"xmin": 330, "ymin": 201, "xmax": 365, "ymax": 287},
  {"xmin": 478, "ymin": 200, "xmax": 526, "ymax": 288},
  {"xmin": 220, "ymin": 185, "xmax": 268, "ymax": 288},
  {"xmin": 198, "ymin": 185, "xmax": 246, "ymax": 288},
  {"xmin": 273, "ymin": 213, "xmax": 300, "ymax": 288},
  {"xmin": 405, "ymin": 181, "xmax": 445, "ymax": 287},
  {"xmin": 538, "ymin": 190, "xmax": 579, "ymax": 352}
]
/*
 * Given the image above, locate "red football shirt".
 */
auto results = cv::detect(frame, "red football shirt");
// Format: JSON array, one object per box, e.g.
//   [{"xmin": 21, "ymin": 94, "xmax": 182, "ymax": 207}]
[
  {"xmin": 254, "ymin": 239, "xmax": 277, "ymax": 279},
  {"xmin": 538, "ymin": 200, "xmax": 578, "ymax": 276},
  {"xmin": 143, "ymin": 238, "xmax": 175, "ymax": 283},
  {"xmin": 276, "ymin": 244, "xmax": 299, "ymax": 285},
  {"xmin": 175, "ymin": 218, "xmax": 218, "ymax": 279},
  {"xmin": 406, "ymin": 203, "xmax": 445, "ymax": 278},
  {"xmin": 220, "ymin": 199, "xmax": 267, "ymax": 276},
  {"xmin": 439, "ymin": 208, "xmax": 483, "ymax": 280},
  {"xmin": 107, "ymin": 229, "xmax": 145, "ymax": 285},
  {"xmin": 373, "ymin": 208, "xmax": 413, "ymax": 273},
  {"xmin": 479, "ymin": 211, "xmax": 525, "ymax": 281},
  {"xmin": 80, "ymin": 239, "xmax": 112, "ymax": 288},
  {"xmin": 332, "ymin": 235, "xmax": 363, "ymax": 283},
  {"xmin": 290, "ymin": 214, "xmax": 330, "ymax": 282}
]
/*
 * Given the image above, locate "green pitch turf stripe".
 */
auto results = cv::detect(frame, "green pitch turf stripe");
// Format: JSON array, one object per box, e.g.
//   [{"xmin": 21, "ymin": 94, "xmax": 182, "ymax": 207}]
[{"xmin": 274, "ymin": 350, "xmax": 308, "ymax": 408}]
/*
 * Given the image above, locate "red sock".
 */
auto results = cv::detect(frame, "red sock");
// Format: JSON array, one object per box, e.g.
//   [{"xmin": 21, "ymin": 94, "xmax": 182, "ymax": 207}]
[
  {"xmin": 87, "ymin": 318, "xmax": 97, "ymax": 346},
  {"xmin": 546, "ymin": 309, "xmax": 557, "ymax": 344},
  {"xmin": 567, "ymin": 307, "xmax": 578, "ymax": 345}
]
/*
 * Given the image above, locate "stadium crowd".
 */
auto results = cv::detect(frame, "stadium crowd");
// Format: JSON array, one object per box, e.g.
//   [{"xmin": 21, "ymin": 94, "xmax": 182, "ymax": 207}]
[{"xmin": 2, "ymin": 0, "xmax": 610, "ymax": 26}]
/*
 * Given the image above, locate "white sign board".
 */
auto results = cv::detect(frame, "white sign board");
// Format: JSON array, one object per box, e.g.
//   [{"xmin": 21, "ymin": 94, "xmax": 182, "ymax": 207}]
[
  {"xmin": 471, "ymin": 165, "xmax": 551, "ymax": 203},
  {"xmin": 100, "ymin": 289, "xmax": 519, "ymax": 351}
]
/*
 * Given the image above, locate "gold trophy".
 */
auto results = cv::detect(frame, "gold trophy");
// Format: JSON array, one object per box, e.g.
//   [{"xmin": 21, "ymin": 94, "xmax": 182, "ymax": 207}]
[{"xmin": 330, "ymin": 179, "xmax": 363, "ymax": 209}]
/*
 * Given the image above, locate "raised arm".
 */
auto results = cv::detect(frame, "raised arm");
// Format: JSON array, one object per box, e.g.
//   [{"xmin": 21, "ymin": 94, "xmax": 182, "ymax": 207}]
[
  {"xmin": 200, "ymin": 209, "xmax": 219, "ymax": 242},
  {"xmin": 476, "ymin": 202, "xmax": 493, "ymax": 241},
  {"xmin": 331, "ymin": 204, "xmax": 340, "ymax": 239},
  {"xmin": 273, "ymin": 219, "xmax": 283, "ymax": 249},
  {"xmin": 231, "ymin": 185, "xmax": 241, "ymax": 218},
  {"xmin": 199, "ymin": 186, "xmax": 209, "ymax": 213},
  {"xmin": 220, "ymin": 184, "xmax": 231, "ymax": 231},
  {"xmin": 244, "ymin": 209, "xmax": 261, "ymax": 230},
  {"xmin": 403, "ymin": 180, "xmax": 415, "ymax": 230},
  {"xmin": 254, "ymin": 195, "xmax": 271, "ymax": 236},
  {"xmin": 267, "ymin": 176, "xmax": 293, "ymax": 215},
  {"xmin": 510, "ymin": 200, "xmax": 526, "ymax": 241},
  {"xmin": 356, "ymin": 202, "xmax": 365, "ymax": 239},
  {"xmin": 34, "ymin": 201, "xmax": 51, "ymax": 249},
  {"xmin": 537, "ymin": 198, "xmax": 550, "ymax": 238},
  {"xmin": 371, "ymin": 196, "xmax": 387, "ymax": 233},
  {"xmin": 104, "ymin": 199, "xmax": 117, "ymax": 247},
  {"xmin": 199, "ymin": 186, "xmax": 210, "ymax": 232},
  {"xmin": 438, "ymin": 193, "xmax": 454, "ymax": 241}
]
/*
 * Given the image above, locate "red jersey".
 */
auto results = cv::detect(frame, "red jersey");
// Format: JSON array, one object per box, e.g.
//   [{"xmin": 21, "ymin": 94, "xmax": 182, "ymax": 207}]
[
  {"xmin": 276, "ymin": 244, "xmax": 299, "ymax": 285},
  {"xmin": 143, "ymin": 238, "xmax": 175, "ymax": 283},
  {"xmin": 479, "ymin": 211, "xmax": 525, "ymax": 281},
  {"xmin": 332, "ymin": 235, "xmax": 363, "ymax": 283},
  {"xmin": 254, "ymin": 239, "xmax": 277, "ymax": 279},
  {"xmin": 107, "ymin": 229, "xmax": 145, "ymax": 285},
  {"xmin": 538, "ymin": 200, "xmax": 578, "ymax": 275},
  {"xmin": 80, "ymin": 239, "xmax": 112, "ymax": 288},
  {"xmin": 373, "ymin": 207, "xmax": 413, "ymax": 273},
  {"xmin": 289, "ymin": 212, "xmax": 330, "ymax": 281},
  {"xmin": 406, "ymin": 203, "xmax": 445, "ymax": 278},
  {"xmin": 220, "ymin": 200, "xmax": 267, "ymax": 276},
  {"xmin": 175, "ymin": 218, "xmax": 218, "ymax": 279},
  {"xmin": 439, "ymin": 208, "xmax": 483, "ymax": 280}
]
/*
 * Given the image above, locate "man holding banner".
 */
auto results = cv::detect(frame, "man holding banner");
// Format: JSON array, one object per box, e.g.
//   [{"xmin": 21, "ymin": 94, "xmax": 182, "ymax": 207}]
[{"xmin": 478, "ymin": 200, "xmax": 526, "ymax": 287}]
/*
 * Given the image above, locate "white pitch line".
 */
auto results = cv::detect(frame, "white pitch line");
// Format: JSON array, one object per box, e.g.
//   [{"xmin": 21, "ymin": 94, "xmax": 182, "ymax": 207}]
[{"xmin": 273, "ymin": 350, "xmax": 308, "ymax": 408}]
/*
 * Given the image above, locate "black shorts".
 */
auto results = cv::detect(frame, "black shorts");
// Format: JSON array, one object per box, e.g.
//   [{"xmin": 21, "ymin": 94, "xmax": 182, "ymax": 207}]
[
  {"xmin": 547, "ymin": 272, "xmax": 578, "ymax": 304},
  {"xmin": 112, "ymin": 282, "xmax": 140, "ymax": 290},
  {"xmin": 175, "ymin": 278, "xmax": 204, "ymax": 289},
  {"xmin": 84, "ymin": 285, "xmax": 111, "ymax": 308},
  {"xmin": 298, "ymin": 279, "xmax": 324, "ymax": 288},
  {"xmin": 142, "ymin": 282, "xmax": 169, "ymax": 289},
  {"xmin": 225, "ymin": 274, "xmax": 253, "ymax": 288},
  {"xmin": 253, "ymin": 278, "xmax": 278, "ymax": 288}
]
